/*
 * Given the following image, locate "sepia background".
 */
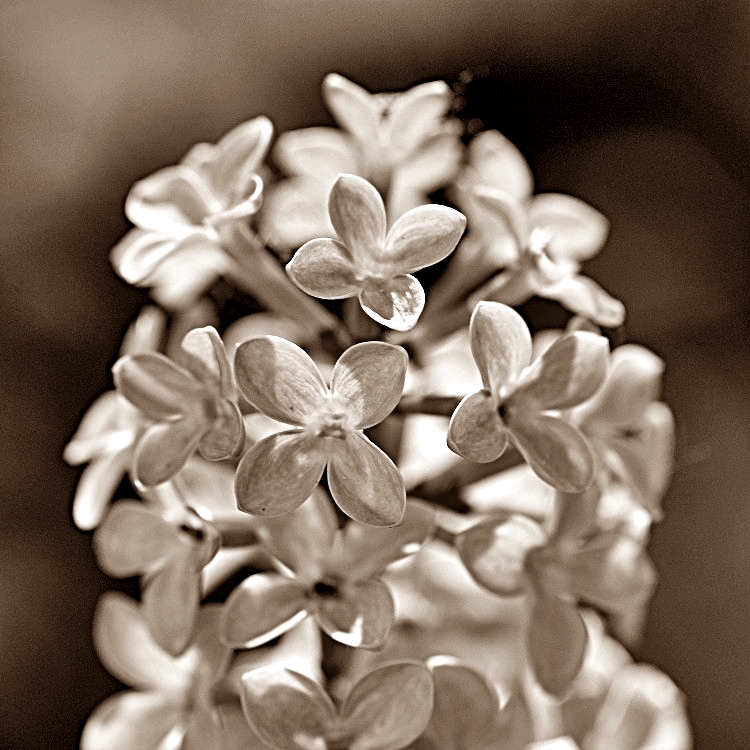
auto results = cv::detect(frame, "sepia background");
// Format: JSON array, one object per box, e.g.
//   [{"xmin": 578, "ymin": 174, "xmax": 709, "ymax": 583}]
[{"xmin": 1, "ymin": 1, "xmax": 749, "ymax": 748}]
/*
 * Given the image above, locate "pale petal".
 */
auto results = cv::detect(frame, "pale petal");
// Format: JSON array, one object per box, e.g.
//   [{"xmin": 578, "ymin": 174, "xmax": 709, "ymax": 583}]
[
  {"xmin": 526, "ymin": 589, "xmax": 588, "ymax": 696},
  {"xmin": 387, "ymin": 79, "xmax": 453, "ymax": 154},
  {"xmin": 323, "ymin": 73, "xmax": 380, "ymax": 142},
  {"xmin": 359, "ymin": 274, "xmax": 425, "ymax": 331},
  {"xmin": 509, "ymin": 414, "xmax": 595, "ymax": 493},
  {"xmin": 315, "ymin": 578, "xmax": 394, "ymax": 649},
  {"xmin": 468, "ymin": 130, "xmax": 534, "ymax": 201},
  {"xmin": 142, "ymin": 555, "xmax": 202, "ymax": 656},
  {"xmin": 180, "ymin": 603, "xmax": 234, "ymax": 683},
  {"xmin": 134, "ymin": 417, "xmax": 203, "ymax": 486},
  {"xmin": 472, "ymin": 185, "xmax": 528, "ymax": 250},
  {"xmin": 469, "ymin": 302, "xmax": 532, "ymax": 394},
  {"xmin": 542, "ymin": 275, "xmax": 626, "ymax": 328},
  {"xmin": 274, "ymin": 126, "xmax": 358, "ymax": 179},
  {"xmin": 340, "ymin": 662, "xmax": 434, "ymax": 750},
  {"xmin": 111, "ymin": 228, "xmax": 179, "ymax": 285},
  {"xmin": 235, "ymin": 431, "xmax": 327, "ymax": 517},
  {"xmin": 80, "ymin": 691, "xmax": 179, "ymax": 750},
  {"xmin": 179, "ymin": 326, "xmax": 234, "ymax": 395},
  {"xmin": 71, "ymin": 450, "xmax": 132, "ymax": 531},
  {"xmin": 126, "ymin": 165, "xmax": 216, "ymax": 231},
  {"xmin": 330, "ymin": 342, "xmax": 408, "ymax": 428},
  {"xmin": 512, "ymin": 331, "xmax": 610, "ymax": 411},
  {"xmin": 384, "ymin": 204, "xmax": 466, "ymax": 273},
  {"xmin": 221, "ymin": 572, "xmax": 310, "ymax": 648},
  {"xmin": 286, "ymin": 238, "xmax": 360, "ymax": 299},
  {"xmin": 457, "ymin": 514, "xmax": 547, "ymax": 596},
  {"xmin": 328, "ymin": 174, "xmax": 386, "ymax": 263},
  {"xmin": 241, "ymin": 666, "xmax": 337, "ymax": 750},
  {"xmin": 113, "ymin": 353, "xmax": 200, "ymax": 419},
  {"xmin": 447, "ymin": 390, "xmax": 509, "ymax": 463},
  {"xmin": 528, "ymin": 193, "xmax": 609, "ymax": 262},
  {"xmin": 234, "ymin": 336, "xmax": 328, "ymax": 424},
  {"xmin": 327, "ymin": 432, "xmax": 405, "ymax": 526},
  {"xmin": 93, "ymin": 500, "xmax": 177, "ymax": 577},
  {"xmin": 199, "ymin": 400, "xmax": 245, "ymax": 461}
]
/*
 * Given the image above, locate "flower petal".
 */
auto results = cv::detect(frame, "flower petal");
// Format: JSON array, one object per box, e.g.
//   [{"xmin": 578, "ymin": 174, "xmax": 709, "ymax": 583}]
[
  {"xmin": 330, "ymin": 342, "xmax": 408, "ymax": 429},
  {"xmin": 274, "ymin": 126, "xmax": 358, "ymax": 179},
  {"xmin": 179, "ymin": 326, "xmax": 234, "ymax": 395},
  {"xmin": 323, "ymin": 73, "xmax": 380, "ymax": 142},
  {"xmin": 315, "ymin": 578, "xmax": 394, "ymax": 649},
  {"xmin": 340, "ymin": 661, "xmax": 434, "ymax": 750},
  {"xmin": 447, "ymin": 390, "xmax": 509, "ymax": 463},
  {"xmin": 328, "ymin": 174, "xmax": 387, "ymax": 263},
  {"xmin": 528, "ymin": 193, "xmax": 609, "ymax": 262},
  {"xmin": 467, "ymin": 130, "xmax": 534, "ymax": 201},
  {"xmin": 71, "ymin": 450, "xmax": 132, "ymax": 531},
  {"xmin": 509, "ymin": 413, "xmax": 595, "ymax": 493},
  {"xmin": 241, "ymin": 666, "xmax": 337, "ymax": 750},
  {"xmin": 512, "ymin": 331, "xmax": 610, "ymax": 412},
  {"xmin": 387, "ymin": 79, "xmax": 453, "ymax": 154},
  {"xmin": 234, "ymin": 335, "xmax": 328, "ymax": 424},
  {"xmin": 327, "ymin": 432, "xmax": 405, "ymax": 526},
  {"xmin": 359, "ymin": 273, "xmax": 425, "ymax": 331},
  {"xmin": 385, "ymin": 204, "xmax": 466, "ymax": 274},
  {"xmin": 199, "ymin": 400, "xmax": 245, "ymax": 461},
  {"xmin": 457, "ymin": 513, "xmax": 547, "ymax": 596},
  {"xmin": 469, "ymin": 302, "xmax": 532, "ymax": 395},
  {"xmin": 235, "ymin": 431, "xmax": 327, "ymax": 517},
  {"xmin": 526, "ymin": 589, "xmax": 588, "ymax": 697},
  {"xmin": 134, "ymin": 417, "xmax": 203, "ymax": 486},
  {"xmin": 542, "ymin": 275, "xmax": 626, "ymax": 328},
  {"xmin": 222, "ymin": 572, "xmax": 310, "ymax": 648},
  {"xmin": 111, "ymin": 228, "xmax": 179, "ymax": 285},
  {"xmin": 286, "ymin": 238, "xmax": 360, "ymax": 299}
]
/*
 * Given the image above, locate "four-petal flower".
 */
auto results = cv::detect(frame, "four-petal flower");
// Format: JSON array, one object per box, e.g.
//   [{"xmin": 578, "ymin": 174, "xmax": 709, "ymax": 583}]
[{"xmin": 233, "ymin": 334, "xmax": 408, "ymax": 525}]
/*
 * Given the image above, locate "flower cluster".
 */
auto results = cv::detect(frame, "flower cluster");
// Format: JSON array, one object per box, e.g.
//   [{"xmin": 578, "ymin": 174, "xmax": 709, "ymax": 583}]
[{"xmin": 66, "ymin": 73, "xmax": 690, "ymax": 750}]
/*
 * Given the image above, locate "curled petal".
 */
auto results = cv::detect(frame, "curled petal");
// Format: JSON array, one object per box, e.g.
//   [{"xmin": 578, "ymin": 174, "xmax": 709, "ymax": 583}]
[
  {"xmin": 235, "ymin": 431, "xmax": 327, "ymax": 517},
  {"xmin": 468, "ymin": 130, "xmax": 534, "ymax": 201},
  {"xmin": 457, "ymin": 514, "xmax": 547, "ymax": 596},
  {"xmin": 472, "ymin": 186, "xmax": 528, "ymax": 253},
  {"xmin": 327, "ymin": 432, "xmax": 406, "ymax": 526},
  {"xmin": 111, "ymin": 229, "xmax": 178, "ymax": 285},
  {"xmin": 222, "ymin": 573, "xmax": 310, "ymax": 649},
  {"xmin": 179, "ymin": 326, "xmax": 234, "ymax": 396},
  {"xmin": 72, "ymin": 450, "xmax": 132, "ymax": 531},
  {"xmin": 447, "ymin": 390, "xmax": 508, "ymax": 463},
  {"xmin": 340, "ymin": 661, "xmax": 434, "ymax": 750},
  {"xmin": 241, "ymin": 666, "xmax": 337, "ymax": 750},
  {"xmin": 509, "ymin": 413, "xmax": 595, "ymax": 493},
  {"xmin": 286, "ymin": 238, "xmax": 360, "ymax": 299},
  {"xmin": 315, "ymin": 578, "xmax": 394, "ymax": 649},
  {"xmin": 359, "ymin": 274, "xmax": 425, "ymax": 331},
  {"xmin": 387, "ymin": 79, "xmax": 453, "ymax": 154},
  {"xmin": 323, "ymin": 73, "xmax": 380, "ymax": 142},
  {"xmin": 512, "ymin": 331, "xmax": 610, "ymax": 412},
  {"xmin": 234, "ymin": 336, "xmax": 328, "ymax": 425},
  {"xmin": 384, "ymin": 204, "xmax": 466, "ymax": 273},
  {"xmin": 199, "ymin": 400, "xmax": 245, "ymax": 461},
  {"xmin": 528, "ymin": 193, "xmax": 609, "ymax": 262},
  {"xmin": 542, "ymin": 275, "xmax": 626, "ymax": 328},
  {"xmin": 469, "ymin": 302, "xmax": 532, "ymax": 395},
  {"xmin": 134, "ymin": 416, "xmax": 203, "ymax": 486},
  {"xmin": 328, "ymin": 174, "xmax": 387, "ymax": 262},
  {"xmin": 331, "ymin": 342, "xmax": 408, "ymax": 429}
]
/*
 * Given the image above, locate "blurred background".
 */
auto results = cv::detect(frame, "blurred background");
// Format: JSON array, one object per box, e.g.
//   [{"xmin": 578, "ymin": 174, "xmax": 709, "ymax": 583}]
[{"xmin": 1, "ymin": 1, "xmax": 748, "ymax": 748}]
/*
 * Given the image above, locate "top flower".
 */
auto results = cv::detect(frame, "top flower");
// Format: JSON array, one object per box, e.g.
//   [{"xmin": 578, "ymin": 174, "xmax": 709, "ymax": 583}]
[{"xmin": 286, "ymin": 173, "xmax": 466, "ymax": 331}]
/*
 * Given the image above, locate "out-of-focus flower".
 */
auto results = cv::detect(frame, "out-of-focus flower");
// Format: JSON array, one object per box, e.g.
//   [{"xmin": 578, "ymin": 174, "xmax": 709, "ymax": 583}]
[
  {"xmin": 233, "ymin": 335, "xmax": 408, "ymax": 526},
  {"xmin": 240, "ymin": 660, "xmax": 434, "ymax": 750},
  {"xmin": 260, "ymin": 73, "xmax": 463, "ymax": 251},
  {"xmin": 286, "ymin": 173, "xmax": 465, "ymax": 331},
  {"xmin": 80, "ymin": 592, "xmax": 232, "ymax": 750},
  {"xmin": 572, "ymin": 344, "xmax": 675, "ymax": 520},
  {"xmin": 221, "ymin": 490, "xmax": 435, "ymax": 650},
  {"xmin": 63, "ymin": 305, "xmax": 166, "ymax": 530},
  {"xmin": 111, "ymin": 116, "xmax": 272, "ymax": 309},
  {"xmin": 93, "ymin": 497, "xmax": 220, "ymax": 656},
  {"xmin": 447, "ymin": 302, "xmax": 609, "ymax": 492},
  {"xmin": 113, "ymin": 326, "xmax": 245, "ymax": 487}
]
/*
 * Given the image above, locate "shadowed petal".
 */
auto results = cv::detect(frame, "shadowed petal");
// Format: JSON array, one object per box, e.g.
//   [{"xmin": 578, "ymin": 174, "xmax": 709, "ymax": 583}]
[
  {"xmin": 385, "ymin": 204, "xmax": 466, "ymax": 273},
  {"xmin": 179, "ymin": 326, "xmax": 234, "ymax": 396},
  {"xmin": 469, "ymin": 302, "xmax": 532, "ymax": 395},
  {"xmin": 134, "ymin": 416, "xmax": 203, "ymax": 486},
  {"xmin": 286, "ymin": 238, "xmax": 360, "ymax": 299},
  {"xmin": 315, "ymin": 578, "xmax": 394, "ymax": 649},
  {"xmin": 509, "ymin": 413, "xmax": 595, "ymax": 493},
  {"xmin": 331, "ymin": 342, "xmax": 408, "ymax": 429},
  {"xmin": 241, "ymin": 666, "xmax": 337, "ymax": 750},
  {"xmin": 327, "ymin": 432, "xmax": 405, "ymax": 526},
  {"xmin": 512, "ymin": 331, "xmax": 609, "ymax": 411},
  {"xmin": 199, "ymin": 400, "xmax": 245, "ymax": 461},
  {"xmin": 447, "ymin": 390, "xmax": 509, "ymax": 463},
  {"xmin": 111, "ymin": 229, "xmax": 178, "ymax": 285},
  {"xmin": 543, "ymin": 275, "xmax": 626, "ymax": 328},
  {"xmin": 235, "ymin": 431, "xmax": 327, "ymax": 517},
  {"xmin": 234, "ymin": 336, "xmax": 328, "ymax": 425},
  {"xmin": 222, "ymin": 573, "xmax": 310, "ymax": 648},
  {"xmin": 359, "ymin": 274, "xmax": 425, "ymax": 331},
  {"xmin": 340, "ymin": 661, "xmax": 434, "ymax": 750},
  {"xmin": 329, "ymin": 174, "xmax": 386, "ymax": 262}
]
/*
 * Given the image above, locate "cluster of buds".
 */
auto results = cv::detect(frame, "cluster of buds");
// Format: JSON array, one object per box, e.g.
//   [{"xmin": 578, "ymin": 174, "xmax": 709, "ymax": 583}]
[{"xmin": 65, "ymin": 73, "xmax": 691, "ymax": 749}]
